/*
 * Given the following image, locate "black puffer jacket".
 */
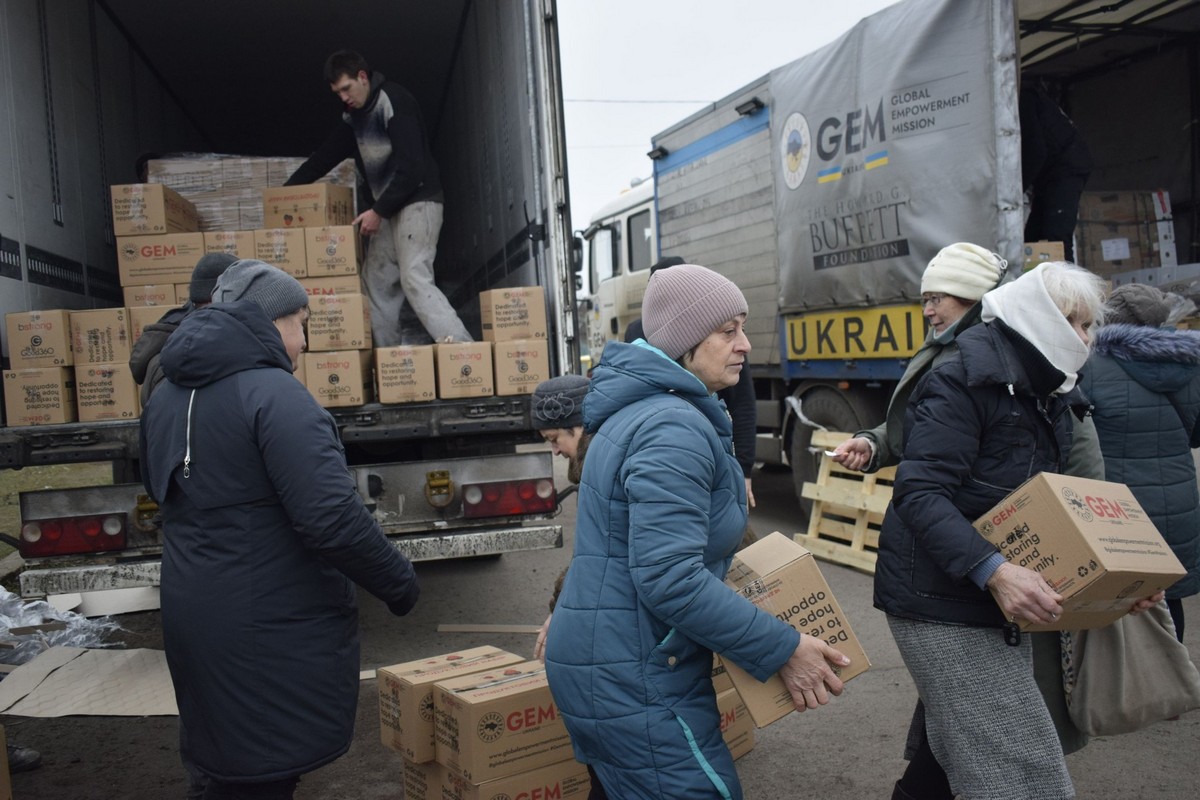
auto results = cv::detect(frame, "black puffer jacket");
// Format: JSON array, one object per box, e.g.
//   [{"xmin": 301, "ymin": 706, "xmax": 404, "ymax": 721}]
[
  {"xmin": 874, "ymin": 319, "xmax": 1075, "ymax": 627},
  {"xmin": 129, "ymin": 304, "xmax": 189, "ymax": 407},
  {"xmin": 140, "ymin": 301, "xmax": 419, "ymax": 782}
]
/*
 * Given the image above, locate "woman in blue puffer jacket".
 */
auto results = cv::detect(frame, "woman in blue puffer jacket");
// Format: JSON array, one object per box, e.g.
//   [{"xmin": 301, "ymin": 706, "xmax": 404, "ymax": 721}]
[{"xmin": 544, "ymin": 264, "xmax": 852, "ymax": 800}]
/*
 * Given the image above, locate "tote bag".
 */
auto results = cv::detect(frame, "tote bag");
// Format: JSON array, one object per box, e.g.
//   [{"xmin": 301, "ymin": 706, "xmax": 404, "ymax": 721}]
[{"xmin": 1062, "ymin": 603, "xmax": 1200, "ymax": 736}]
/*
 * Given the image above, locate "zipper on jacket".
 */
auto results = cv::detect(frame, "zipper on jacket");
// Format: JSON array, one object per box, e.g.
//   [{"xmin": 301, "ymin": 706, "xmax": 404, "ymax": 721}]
[{"xmin": 182, "ymin": 389, "xmax": 196, "ymax": 479}]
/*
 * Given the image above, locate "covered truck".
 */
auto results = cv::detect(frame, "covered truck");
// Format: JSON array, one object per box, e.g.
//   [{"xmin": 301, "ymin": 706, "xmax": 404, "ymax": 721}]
[
  {"xmin": 0, "ymin": 0, "xmax": 577, "ymax": 597},
  {"xmin": 580, "ymin": 0, "xmax": 1199, "ymax": 510}
]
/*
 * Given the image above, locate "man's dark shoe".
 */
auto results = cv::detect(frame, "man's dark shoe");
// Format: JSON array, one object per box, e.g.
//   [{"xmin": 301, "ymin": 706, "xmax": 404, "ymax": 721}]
[{"xmin": 6, "ymin": 741, "xmax": 43, "ymax": 772}]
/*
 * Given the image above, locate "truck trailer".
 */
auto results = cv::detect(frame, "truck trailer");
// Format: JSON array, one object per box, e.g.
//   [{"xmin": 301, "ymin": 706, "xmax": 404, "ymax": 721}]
[
  {"xmin": 580, "ymin": 0, "xmax": 1200, "ymax": 513},
  {"xmin": 0, "ymin": 0, "xmax": 577, "ymax": 598}
]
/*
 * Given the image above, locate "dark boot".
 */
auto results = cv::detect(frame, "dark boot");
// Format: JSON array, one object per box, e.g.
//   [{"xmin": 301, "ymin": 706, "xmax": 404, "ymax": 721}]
[{"xmin": 6, "ymin": 741, "xmax": 43, "ymax": 773}]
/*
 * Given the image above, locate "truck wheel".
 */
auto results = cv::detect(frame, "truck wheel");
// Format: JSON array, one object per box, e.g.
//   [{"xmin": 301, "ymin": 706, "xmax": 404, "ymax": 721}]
[{"xmin": 788, "ymin": 387, "xmax": 867, "ymax": 522}]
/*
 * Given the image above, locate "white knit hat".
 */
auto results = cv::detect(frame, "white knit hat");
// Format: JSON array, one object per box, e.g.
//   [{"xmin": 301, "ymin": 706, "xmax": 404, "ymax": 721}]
[{"xmin": 920, "ymin": 243, "xmax": 1006, "ymax": 301}]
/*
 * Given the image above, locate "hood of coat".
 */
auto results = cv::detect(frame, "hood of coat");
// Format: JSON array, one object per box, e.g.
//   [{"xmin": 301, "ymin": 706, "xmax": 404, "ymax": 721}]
[
  {"xmin": 1092, "ymin": 323, "xmax": 1200, "ymax": 394},
  {"xmin": 584, "ymin": 340, "xmax": 732, "ymax": 437},
  {"xmin": 159, "ymin": 301, "xmax": 293, "ymax": 388},
  {"xmin": 955, "ymin": 318, "xmax": 1068, "ymax": 399}
]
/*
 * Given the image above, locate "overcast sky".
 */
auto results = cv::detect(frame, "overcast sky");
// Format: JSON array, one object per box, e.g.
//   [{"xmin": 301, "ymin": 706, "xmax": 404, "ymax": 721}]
[{"xmin": 556, "ymin": 0, "xmax": 899, "ymax": 230}]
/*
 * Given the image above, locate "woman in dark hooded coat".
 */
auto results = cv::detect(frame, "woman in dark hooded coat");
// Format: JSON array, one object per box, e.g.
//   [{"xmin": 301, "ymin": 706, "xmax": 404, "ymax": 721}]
[
  {"xmin": 140, "ymin": 260, "xmax": 419, "ymax": 799},
  {"xmin": 1080, "ymin": 284, "xmax": 1200, "ymax": 640}
]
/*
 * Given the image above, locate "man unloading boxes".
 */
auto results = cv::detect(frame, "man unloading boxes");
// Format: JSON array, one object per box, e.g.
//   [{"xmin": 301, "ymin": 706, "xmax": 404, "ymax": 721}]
[{"xmin": 286, "ymin": 49, "xmax": 472, "ymax": 346}]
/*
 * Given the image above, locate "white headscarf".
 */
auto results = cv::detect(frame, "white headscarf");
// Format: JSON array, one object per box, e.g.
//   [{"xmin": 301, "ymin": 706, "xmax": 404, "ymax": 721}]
[{"xmin": 980, "ymin": 263, "xmax": 1089, "ymax": 394}]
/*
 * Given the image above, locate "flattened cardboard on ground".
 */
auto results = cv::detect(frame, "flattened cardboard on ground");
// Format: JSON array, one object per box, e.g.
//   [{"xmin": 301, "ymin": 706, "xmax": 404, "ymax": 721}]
[
  {"xmin": 717, "ymin": 687, "xmax": 755, "ymax": 760},
  {"xmin": 974, "ymin": 473, "xmax": 1187, "ymax": 631},
  {"xmin": 722, "ymin": 531, "xmax": 871, "ymax": 728},
  {"xmin": 48, "ymin": 587, "xmax": 161, "ymax": 618},
  {"xmin": 0, "ymin": 646, "xmax": 177, "ymax": 717},
  {"xmin": 0, "ymin": 724, "xmax": 12, "ymax": 800},
  {"xmin": 434, "ymin": 660, "xmax": 572, "ymax": 783},
  {"xmin": 378, "ymin": 645, "xmax": 525, "ymax": 764},
  {"xmin": 442, "ymin": 757, "xmax": 591, "ymax": 800}
]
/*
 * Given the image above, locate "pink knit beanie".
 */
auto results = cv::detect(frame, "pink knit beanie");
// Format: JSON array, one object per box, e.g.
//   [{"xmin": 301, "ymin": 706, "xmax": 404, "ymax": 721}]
[{"xmin": 643, "ymin": 264, "xmax": 748, "ymax": 359}]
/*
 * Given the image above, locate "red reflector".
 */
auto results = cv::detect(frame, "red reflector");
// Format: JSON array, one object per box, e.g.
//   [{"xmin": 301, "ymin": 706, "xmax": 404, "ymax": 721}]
[
  {"xmin": 462, "ymin": 480, "xmax": 556, "ymax": 519},
  {"xmin": 19, "ymin": 514, "xmax": 127, "ymax": 558}
]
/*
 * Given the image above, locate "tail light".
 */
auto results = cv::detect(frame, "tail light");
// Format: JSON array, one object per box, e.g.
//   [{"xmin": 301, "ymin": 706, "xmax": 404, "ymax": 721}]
[
  {"xmin": 461, "ymin": 478, "xmax": 556, "ymax": 519},
  {"xmin": 20, "ymin": 514, "xmax": 127, "ymax": 558}
]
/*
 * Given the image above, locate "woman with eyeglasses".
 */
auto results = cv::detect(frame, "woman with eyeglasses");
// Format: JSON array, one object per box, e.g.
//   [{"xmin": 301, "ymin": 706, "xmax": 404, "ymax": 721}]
[{"xmin": 874, "ymin": 262, "xmax": 1163, "ymax": 800}]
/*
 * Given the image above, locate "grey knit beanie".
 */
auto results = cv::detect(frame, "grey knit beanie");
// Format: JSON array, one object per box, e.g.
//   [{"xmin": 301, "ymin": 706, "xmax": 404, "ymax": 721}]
[
  {"xmin": 921, "ymin": 242, "xmax": 1006, "ymax": 301},
  {"xmin": 1105, "ymin": 283, "xmax": 1171, "ymax": 327},
  {"xmin": 530, "ymin": 374, "xmax": 589, "ymax": 429},
  {"xmin": 188, "ymin": 252, "xmax": 238, "ymax": 304},
  {"xmin": 643, "ymin": 264, "xmax": 748, "ymax": 359},
  {"xmin": 212, "ymin": 259, "xmax": 309, "ymax": 320}
]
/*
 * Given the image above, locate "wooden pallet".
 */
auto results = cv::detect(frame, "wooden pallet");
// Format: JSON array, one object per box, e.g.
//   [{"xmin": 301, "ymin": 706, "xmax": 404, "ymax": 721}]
[{"xmin": 795, "ymin": 430, "xmax": 895, "ymax": 575}]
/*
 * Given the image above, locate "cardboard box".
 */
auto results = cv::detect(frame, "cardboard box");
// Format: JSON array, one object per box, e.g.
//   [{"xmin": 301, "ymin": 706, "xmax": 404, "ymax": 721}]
[
  {"xmin": 434, "ymin": 660, "xmax": 573, "ymax": 783},
  {"xmin": 722, "ymin": 532, "xmax": 871, "ymax": 727},
  {"xmin": 70, "ymin": 308, "xmax": 131, "ymax": 365},
  {"xmin": 436, "ymin": 343, "xmax": 494, "ymax": 399},
  {"xmin": 305, "ymin": 225, "xmax": 362, "ymax": 276},
  {"xmin": 402, "ymin": 758, "xmax": 445, "ymax": 800},
  {"xmin": 307, "ymin": 293, "xmax": 372, "ymax": 352},
  {"xmin": 1076, "ymin": 190, "xmax": 1177, "ymax": 275},
  {"xmin": 492, "ymin": 339, "xmax": 550, "ymax": 397},
  {"xmin": 116, "ymin": 232, "xmax": 206, "ymax": 285},
  {"xmin": 299, "ymin": 275, "xmax": 362, "ymax": 298},
  {"xmin": 1022, "ymin": 241, "xmax": 1064, "ymax": 271},
  {"xmin": 262, "ymin": 183, "xmax": 354, "ymax": 228},
  {"xmin": 375, "ymin": 345, "xmax": 437, "ymax": 404},
  {"xmin": 129, "ymin": 304, "xmax": 180, "ymax": 346},
  {"xmin": 5, "ymin": 310, "xmax": 73, "ymax": 368},
  {"xmin": 302, "ymin": 350, "xmax": 373, "ymax": 408},
  {"xmin": 74, "ymin": 363, "xmax": 140, "ymax": 422},
  {"xmin": 974, "ymin": 473, "xmax": 1187, "ymax": 631},
  {"xmin": 3, "ymin": 368, "xmax": 76, "ymax": 426},
  {"xmin": 254, "ymin": 228, "xmax": 308, "ymax": 277},
  {"xmin": 203, "ymin": 230, "xmax": 255, "ymax": 260},
  {"xmin": 377, "ymin": 646, "xmax": 525, "ymax": 763},
  {"xmin": 479, "ymin": 287, "xmax": 548, "ymax": 342},
  {"xmin": 716, "ymin": 687, "xmax": 755, "ymax": 761},
  {"xmin": 442, "ymin": 758, "xmax": 591, "ymax": 800},
  {"xmin": 711, "ymin": 655, "xmax": 734, "ymax": 695},
  {"xmin": 0, "ymin": 724, "xmax": 13, "ymax": 800},
  {"xmin": 123, "ymin": 285, "xmax": 182, "ymax": 307},
  {"xmin": 110, "ymin": 183, "xmax": 200, "ymax": 236}
]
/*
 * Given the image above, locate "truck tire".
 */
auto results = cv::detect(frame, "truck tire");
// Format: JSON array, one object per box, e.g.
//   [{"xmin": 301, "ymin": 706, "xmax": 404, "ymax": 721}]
[{"xmin": 788, "ymin": 386, "xmax": 872, "ymax": 521}]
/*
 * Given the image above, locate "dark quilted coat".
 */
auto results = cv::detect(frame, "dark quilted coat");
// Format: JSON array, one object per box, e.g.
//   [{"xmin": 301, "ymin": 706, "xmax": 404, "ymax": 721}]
[
  {"xmin": 1080, "ymin": 323, "xmax": 1200, "ymax": 598},
  {"xmin": 140, "ymin": 302, "xmax": 419, "ymax": 782}
]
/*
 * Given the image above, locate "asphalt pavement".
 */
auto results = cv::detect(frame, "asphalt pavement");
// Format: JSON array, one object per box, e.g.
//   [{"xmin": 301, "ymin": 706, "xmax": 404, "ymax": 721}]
[{"xmin": 2, "ymin": 464, "xmax": 1198, "ymax": 799}]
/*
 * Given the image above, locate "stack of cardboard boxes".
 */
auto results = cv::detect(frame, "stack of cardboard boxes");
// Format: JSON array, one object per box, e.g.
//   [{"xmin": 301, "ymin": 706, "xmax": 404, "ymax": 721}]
[
  {"xmin": 377, "ymin": 646, "xmax": 589, "ymax": 800},
  {"xmin": 376, "ymin": 644, "xmax": 758, "ymax": 798},
  {"xmin": 1075, "ymin": 189, "xmax": 1177, "ymax": 277}
]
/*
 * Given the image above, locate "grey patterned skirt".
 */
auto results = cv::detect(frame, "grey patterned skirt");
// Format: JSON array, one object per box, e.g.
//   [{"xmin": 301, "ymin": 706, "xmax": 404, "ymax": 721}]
[{"xmin": 888, "ymin": 615, "xmax": 1075, "ymax": 800}]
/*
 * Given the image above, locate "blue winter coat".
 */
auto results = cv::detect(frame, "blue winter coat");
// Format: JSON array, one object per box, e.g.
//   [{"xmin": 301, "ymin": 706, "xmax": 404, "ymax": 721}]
[
  {"xmin": 1080, "ymin": 323, "xmax": 1200, "ymax": 598},
  {"xmin": 139, "ymin": 302, "xmax": 419, "ymax": 782},
  {"xmin": 543, "ymin": 341, "xmax": 799, "ymax": 800},
  {"xmin": 874, "ymin": 320, "xmax": 1075, "ymax": 627}
]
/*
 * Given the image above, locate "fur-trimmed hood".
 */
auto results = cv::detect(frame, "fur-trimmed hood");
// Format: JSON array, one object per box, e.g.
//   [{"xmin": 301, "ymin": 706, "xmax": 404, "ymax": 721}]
[{"xmin": 1092, "ymin": 323, "xmax": 1200, "ymax": 395}]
